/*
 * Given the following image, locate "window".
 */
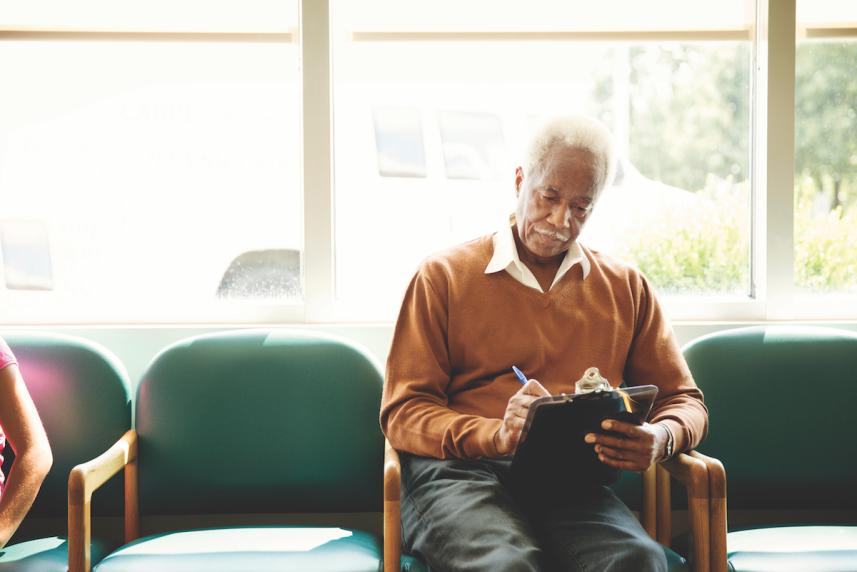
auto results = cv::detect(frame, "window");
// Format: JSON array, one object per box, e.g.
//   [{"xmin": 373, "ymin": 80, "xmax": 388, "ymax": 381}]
[
  {"xmin": 438, "ymin": 111, "xmax": 507, "ymax": 180},
  {"xmin": 331, "ymin": 0, "xmax": 753, "ymax": 313},
  {"xmin": 0, "ymin": 221, "xmax": 53, "ymax": 291},
  {"xmin": 583, "ymin": 43, "xmax": 751, "ymax": 297},
  {"xmin": 2, "ymin": 1, "xmax": 856, "ymax": 324},
  {"xmin": 372, "ymin": 107, "xmax": 427, "ymax": 178},
  {"xmin": 795, "ymin": 1, "xmax": 857, "ymax": 294},
  {"xmin": 0, "ymin": 2, "xmax": 301, "ymax": 322}
]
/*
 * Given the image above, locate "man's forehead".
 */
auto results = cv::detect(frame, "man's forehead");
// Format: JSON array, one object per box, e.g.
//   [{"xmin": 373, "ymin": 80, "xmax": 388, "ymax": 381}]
[{"xmin": 537, "ymin": 149, "xmax": 598, "ymax": 195}]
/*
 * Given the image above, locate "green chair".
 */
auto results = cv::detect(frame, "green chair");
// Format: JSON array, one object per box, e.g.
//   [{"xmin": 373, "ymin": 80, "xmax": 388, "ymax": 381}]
[
  {"xmin": 682, "ymin": 325, "xmax": 857, "ymax": 572},
  {"xmin": 70, "ymin": 329, "xmax": 398, "ymax": 572},
  {"xmin": 0, "ymin": 332, "xmax": 131, "ymax": 572}
]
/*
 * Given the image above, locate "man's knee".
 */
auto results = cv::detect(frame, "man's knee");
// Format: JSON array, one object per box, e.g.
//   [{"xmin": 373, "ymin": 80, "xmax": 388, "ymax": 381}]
[
  {"xmin": 620, "ymin": 535, "xmax": 668, "ymax": 572},
  {"xmin": 463, "ymin": 543, "xmax": 542, "ymax": 572}
]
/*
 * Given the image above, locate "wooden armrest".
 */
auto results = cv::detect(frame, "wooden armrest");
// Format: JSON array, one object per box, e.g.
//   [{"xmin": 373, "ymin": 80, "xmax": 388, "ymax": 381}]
[
  {"xmin": 658, "ymin": 452, "xmax": 710, "ymax": 572},
  {"xmin": 68, "ymin": 429, "xmax": 138, "ymax": 572},
  {"xmin": 383, "ymin": 439, "xmax": 402, "ymax": 572},
  {"xmin": 690, "ymin": 451, "xmax": 727, "ymax": 572}
]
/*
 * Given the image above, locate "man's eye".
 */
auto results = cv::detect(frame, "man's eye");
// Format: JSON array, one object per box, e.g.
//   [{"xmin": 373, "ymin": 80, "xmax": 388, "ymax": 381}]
[{"xmin": 541, "ymin": 193, "xmax": 558, "ymax": 203}]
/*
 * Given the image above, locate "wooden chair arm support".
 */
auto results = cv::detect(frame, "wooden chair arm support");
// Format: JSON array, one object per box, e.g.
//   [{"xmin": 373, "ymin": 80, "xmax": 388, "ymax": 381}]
[
  {"xmin": 384, "ymin": 439, "xmax": 402, "ymax": 503},
  {"xmin": 383, "ymin": 439, "xmax": 402, "ymax": 572},
  {"xmin": 689, "ymin": 451, "xmax": 727, "ymax": 572},
  {"xmin": 642, "ymin": 463, "xmax": 657, "ymax": 539},
  {"xmin": 68, "ymin": 429, "xmax": 138, "ymax": 572},
  {"xmin": 658, "ymin": 452, "xmax": 710, "ymax": 572}
]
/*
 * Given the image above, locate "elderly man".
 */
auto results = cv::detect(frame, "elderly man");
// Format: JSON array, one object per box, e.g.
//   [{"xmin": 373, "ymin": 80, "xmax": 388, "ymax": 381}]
[{"xmin": 380, "ymin": 114, "xmax": 707, "ymax": 571}]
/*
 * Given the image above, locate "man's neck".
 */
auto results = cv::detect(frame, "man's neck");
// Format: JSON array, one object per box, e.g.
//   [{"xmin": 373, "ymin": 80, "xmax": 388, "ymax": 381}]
[{"xmin": 513, "ymin": 228, "xmax": 564, "ymax": 291}]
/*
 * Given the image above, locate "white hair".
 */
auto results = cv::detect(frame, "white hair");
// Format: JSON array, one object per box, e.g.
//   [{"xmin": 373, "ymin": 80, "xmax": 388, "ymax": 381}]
[{"xmin": 523, "ymin": 114, "xmax": 618, "ymax": 195}]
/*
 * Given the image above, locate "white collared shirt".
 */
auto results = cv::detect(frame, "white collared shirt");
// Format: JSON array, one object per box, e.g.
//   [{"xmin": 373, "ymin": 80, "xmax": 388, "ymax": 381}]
[{"xmin": 484, "ymin": 218, "xmax": 590, "ymax": 292}]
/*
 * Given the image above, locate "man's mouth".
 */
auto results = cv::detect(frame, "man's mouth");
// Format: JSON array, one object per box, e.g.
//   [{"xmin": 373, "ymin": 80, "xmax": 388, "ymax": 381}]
[{"xmin": 534, "ymin": 228, "xmax": 570, "ymax": 243}]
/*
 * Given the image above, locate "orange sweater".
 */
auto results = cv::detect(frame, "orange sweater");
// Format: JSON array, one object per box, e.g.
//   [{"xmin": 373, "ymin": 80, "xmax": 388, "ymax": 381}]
[{"xmin": 380, "ymin": 234, "xmax": 708, "ymax": 459}]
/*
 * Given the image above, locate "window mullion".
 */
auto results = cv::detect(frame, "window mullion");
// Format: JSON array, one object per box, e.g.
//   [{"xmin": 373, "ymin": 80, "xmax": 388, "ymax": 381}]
[
  {"xmin": 760, "ymin": 0, "xmax": 796, "ymax": 319},
  {"xmin": 301, "ymin": 0, "xmax": 334, "ymax": 322}
]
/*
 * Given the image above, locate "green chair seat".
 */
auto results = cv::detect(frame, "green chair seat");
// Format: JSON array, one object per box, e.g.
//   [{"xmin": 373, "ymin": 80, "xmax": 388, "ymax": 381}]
[
  {"xmin": 727, "ymin": 526, "xmax": 857, "ymax": 572},
  {"xmin": 93, "ymin": 526, "xmax": 381, "ymax": 572},
  {"xmin": 400, "ymin": 554, "xmax": 428, "ymax": 572},
  {"xmin": 0, "ymin": 536, "xmax": 110, "ymax": 572}
]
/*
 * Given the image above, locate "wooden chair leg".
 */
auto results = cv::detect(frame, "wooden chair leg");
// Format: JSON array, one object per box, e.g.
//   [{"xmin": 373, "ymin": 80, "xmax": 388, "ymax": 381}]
[
  {"xmin": 383, "ymin": 440, "xmax": 402, "ymax": 572},
  {"xmin": 660, "ymin": 453, "xmax": 711, "ymax": 572},
  {"xmin": 690, "ymin": 451, "xmax": 727, "ymax": 572}
]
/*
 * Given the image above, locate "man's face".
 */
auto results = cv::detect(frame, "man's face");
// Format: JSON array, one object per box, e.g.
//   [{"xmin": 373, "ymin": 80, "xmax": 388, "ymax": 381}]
[{"xmin": 514, "ymin": 146, "xmax": 599, "ymax": 261}]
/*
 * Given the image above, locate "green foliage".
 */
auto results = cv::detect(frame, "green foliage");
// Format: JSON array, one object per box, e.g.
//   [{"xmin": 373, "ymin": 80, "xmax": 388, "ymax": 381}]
[
  {"xmin": 793, "ymin": 41, "xmax": 857, "ymax": 291},
  {"xmin": 589, "ymin": 40, "xmax": 857, "ymax": 294},
  {"xmin": 627, "ymin": 43, "xmax": 750, "ymax": 192},
  {"xmin": 795, "ymin": 41, "xmax": 857, "ymax": 211},
  {"xmin": 795, "ymin": 179, "xmax": 857, "ymax": 292},
  {"xmin": 615, "ymin": 179, "xmax": 749, "ymax": 295}
]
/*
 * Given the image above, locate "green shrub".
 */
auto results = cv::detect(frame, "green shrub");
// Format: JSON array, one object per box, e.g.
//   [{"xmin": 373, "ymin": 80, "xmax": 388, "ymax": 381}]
[
  {"xmin": 615, "ymin": 178, "xmax": 749, "ymax": 295},
  {"xmin": 795, "ymin": 182, "xmax": 857, "ymax": 292}
]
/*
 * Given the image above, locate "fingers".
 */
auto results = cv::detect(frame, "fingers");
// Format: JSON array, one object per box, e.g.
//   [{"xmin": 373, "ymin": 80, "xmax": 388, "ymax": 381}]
[
  {"xmin": 520, "ymin": 378, "xmax": 551, "ymax": 397},
  {"xmin": 592, "ymin": 440, "xmax": 651, "ymax": 471},
  {"xmin": 584, "ymin": 420, "xmax": 659, "ymax": 472},
  {"xmin": 599, "ymin": 419, "xmax": 639, "ymax": 437},
  {"xmin": 496, "ymin": 380, "xmax": 550, "ymax": 456},
  {"xmin": 497, "ymin": 404, "xmax": 531, "ymax": 454},
  {"xmin": 594, "ymin": 448, "xmax": 646, "ymax": 471}
]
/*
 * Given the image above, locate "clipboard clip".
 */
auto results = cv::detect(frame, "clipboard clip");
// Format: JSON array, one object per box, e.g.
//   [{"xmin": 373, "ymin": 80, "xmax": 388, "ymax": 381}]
[
  {"xmin": 574, "ymin": 367, "xmax": 638, "ymax": 413},
  {"xmin": 574, "ymin": 367, "xmax": 612, "ymax": 394}
]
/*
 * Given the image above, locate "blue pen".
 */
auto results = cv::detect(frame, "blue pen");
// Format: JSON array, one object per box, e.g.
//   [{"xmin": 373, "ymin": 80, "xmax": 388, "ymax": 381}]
[{"xmin": 511, "ymin": 365, "xmax": 528, "ymax": 385}]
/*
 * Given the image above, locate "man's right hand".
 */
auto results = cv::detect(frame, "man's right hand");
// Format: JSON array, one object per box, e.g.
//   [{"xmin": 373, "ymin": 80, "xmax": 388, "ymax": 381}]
[{"xmin": 494, "ymin": 379, "xmax": 551, "ymax": 456}]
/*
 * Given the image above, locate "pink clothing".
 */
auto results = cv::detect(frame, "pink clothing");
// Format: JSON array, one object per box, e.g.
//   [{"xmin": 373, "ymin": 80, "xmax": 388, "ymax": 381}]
[{"xmin": 0, "ymin": 337, "xmax": 18, "ymax": 493}]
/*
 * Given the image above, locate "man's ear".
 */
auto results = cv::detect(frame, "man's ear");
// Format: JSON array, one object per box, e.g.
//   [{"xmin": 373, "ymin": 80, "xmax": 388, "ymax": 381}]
[{"xmin": 515, "ymin": 167, "xmax": 524, "ymax": 195}]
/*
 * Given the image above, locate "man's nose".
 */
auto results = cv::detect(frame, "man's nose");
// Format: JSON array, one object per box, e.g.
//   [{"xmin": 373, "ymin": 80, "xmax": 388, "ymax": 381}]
[{"xmin": 547, "ymin": 205, "xmax": 572, "ymax": 229}]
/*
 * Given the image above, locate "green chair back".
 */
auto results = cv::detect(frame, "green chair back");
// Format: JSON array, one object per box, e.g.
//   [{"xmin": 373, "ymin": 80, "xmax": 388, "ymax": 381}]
[
  {"xmin": 135, "ymin": 329, "xmax": 384, "ymax": 515},
  {"xmin": 683, "ymin": 325, "xmax": 857, "ymax": 510},
  {"xmin": 3, "ymin": 332, "xmax": 132, "ymax": 518}
]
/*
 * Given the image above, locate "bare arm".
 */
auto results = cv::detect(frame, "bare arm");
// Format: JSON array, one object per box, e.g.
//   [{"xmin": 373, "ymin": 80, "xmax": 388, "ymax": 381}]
[{"xmin": 0, "ymin": 364, "xmax": 52, "ymax": 547}]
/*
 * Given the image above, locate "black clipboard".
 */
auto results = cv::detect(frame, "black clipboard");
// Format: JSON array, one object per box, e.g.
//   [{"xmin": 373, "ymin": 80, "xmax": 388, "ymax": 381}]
[{"xmin": 509, "ymin": 385, "xmax": 658, "ymax": 493}]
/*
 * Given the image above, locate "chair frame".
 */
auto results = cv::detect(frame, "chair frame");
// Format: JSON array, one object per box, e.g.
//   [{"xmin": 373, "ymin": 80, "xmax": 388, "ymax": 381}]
[
  {"xmin": 68, "ymin": 429, "xmax": 139, "ymax": 572},
  {"xmin": 384, "ymin": 439, "xmax": 714, "ymax": 572},
  {"xmin": 67, "ymin": 432, "xmax": 719, "ymax": 572},
  {"xmin": 656, "ymin": 451, "xmax": 726, "ymax": 572}
]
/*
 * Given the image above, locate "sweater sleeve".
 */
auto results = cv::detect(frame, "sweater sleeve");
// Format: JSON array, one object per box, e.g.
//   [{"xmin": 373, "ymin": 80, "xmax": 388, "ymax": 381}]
[
  {"xmin": 380, "ymin": 264, "xmax": 502, "ymax": 459},
  {"xmin": 624, "ymin": 274, "xmax": 709, "ymax": 453}
]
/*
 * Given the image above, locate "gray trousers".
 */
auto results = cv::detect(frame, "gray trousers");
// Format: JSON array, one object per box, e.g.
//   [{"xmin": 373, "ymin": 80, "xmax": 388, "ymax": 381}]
[{"xmin": 400, "ymin": 454, "xmax": 668, "ymax": 572}]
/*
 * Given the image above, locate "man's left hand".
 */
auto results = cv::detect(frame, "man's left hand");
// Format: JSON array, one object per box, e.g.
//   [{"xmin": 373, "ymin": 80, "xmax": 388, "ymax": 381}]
[{"xmin": 584, "ymin": 421, "xmax": 669, "ymax": 472}]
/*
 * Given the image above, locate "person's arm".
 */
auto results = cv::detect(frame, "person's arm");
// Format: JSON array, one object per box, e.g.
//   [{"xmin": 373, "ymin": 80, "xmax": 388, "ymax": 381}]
[
  {"xmin": 586, "ymin": 273, "xmax": 708, "ymax": 471},
  {"xmin": 0, "ymin": 364, "xmax": 53, "ymax": 548},
  {"xmin": 380, "ymin": 263, "xmax": 506, "ymax": 459},
  {"xmin": 625, "ymin": 275, "xmax": 708, "ymax": 455}
]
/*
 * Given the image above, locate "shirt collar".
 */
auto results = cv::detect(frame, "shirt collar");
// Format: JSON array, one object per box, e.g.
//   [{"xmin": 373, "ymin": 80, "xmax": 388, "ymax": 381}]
[{"xmin": 485, "ymin": 216, "xmax": 590, "ymax": 291}]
